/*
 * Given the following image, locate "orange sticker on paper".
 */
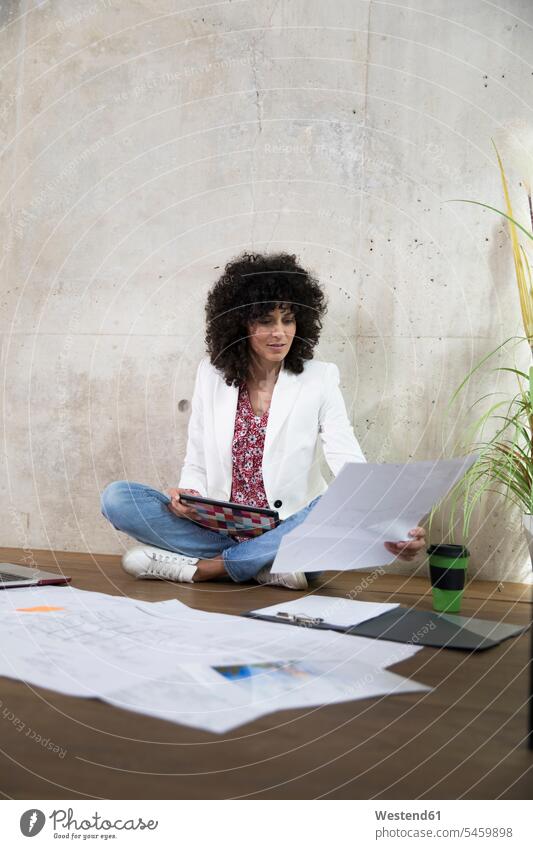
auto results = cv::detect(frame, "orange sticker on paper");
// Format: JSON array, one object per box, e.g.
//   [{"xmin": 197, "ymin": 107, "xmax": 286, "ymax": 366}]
[{"xmin": 15, "ymin": 605, "xmax": 65, "ymax": 613}]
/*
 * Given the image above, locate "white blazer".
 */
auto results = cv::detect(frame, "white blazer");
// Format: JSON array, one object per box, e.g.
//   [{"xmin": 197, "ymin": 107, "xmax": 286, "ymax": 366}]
[{"xmin": 178, "ymin": 356, "xmax": 366, "ymax": 520}]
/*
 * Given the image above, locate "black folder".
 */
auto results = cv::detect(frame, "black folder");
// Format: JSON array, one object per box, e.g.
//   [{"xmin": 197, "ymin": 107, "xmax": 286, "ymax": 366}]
[{"xmin": 244, "ymin": 606, "xmax": 529, "ymax": 651}]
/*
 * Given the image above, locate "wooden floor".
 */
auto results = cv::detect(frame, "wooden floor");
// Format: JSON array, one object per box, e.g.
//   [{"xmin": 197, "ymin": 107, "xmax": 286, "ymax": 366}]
[{"xmin": 0, "ymin": 547, "xmax": 532, "ymax": 800}]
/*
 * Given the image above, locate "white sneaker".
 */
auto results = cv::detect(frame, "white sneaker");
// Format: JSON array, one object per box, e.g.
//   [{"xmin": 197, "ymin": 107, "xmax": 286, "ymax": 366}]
[
  {"xmin": 255, "ymin": 566, "xmax": 308, "ymax": 590},
  {"xmin": 122, "ymin": 545, "xmax": 199, "ymax": 583}
]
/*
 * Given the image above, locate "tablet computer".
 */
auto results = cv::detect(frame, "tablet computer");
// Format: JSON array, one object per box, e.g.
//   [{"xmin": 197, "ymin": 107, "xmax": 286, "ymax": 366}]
[{"xmin": 178, "ymin": 494, "xmax": 280, "ymax": 537}]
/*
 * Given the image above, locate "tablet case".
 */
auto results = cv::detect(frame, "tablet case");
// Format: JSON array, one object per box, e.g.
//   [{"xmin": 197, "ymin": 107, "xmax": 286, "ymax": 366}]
[
  {"xmin": 179, "ymin": 494, "xmax": 280, "ymax": 538},
  {"xmin": 244, "ymin": 606, "xmax": 529, "ymax": 651}
]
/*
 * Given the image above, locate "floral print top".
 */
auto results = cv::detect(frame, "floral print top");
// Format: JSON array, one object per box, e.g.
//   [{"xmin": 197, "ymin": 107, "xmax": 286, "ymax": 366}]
[{"xmin": 230, "ymin": 382, "xmax": 270, "ymax": 541}]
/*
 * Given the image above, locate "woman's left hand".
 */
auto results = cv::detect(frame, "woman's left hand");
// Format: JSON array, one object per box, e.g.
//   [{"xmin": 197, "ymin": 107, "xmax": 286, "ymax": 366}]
[{"xmin": 384, "ymin": 527, "xmax": 426, "ymax": 562}]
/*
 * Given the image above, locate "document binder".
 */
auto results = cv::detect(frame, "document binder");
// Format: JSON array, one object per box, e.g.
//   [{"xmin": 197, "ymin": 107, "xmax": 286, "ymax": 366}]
[{"xmin": 243, "ymin": 606, "xmax": 529, "ymax": 651}]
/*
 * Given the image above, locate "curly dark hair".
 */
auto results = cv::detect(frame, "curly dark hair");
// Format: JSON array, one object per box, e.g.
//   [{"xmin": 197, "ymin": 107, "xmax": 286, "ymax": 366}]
[{"xmin": 205, "ymin": 251, "xmax": 327, "ymax": 386}]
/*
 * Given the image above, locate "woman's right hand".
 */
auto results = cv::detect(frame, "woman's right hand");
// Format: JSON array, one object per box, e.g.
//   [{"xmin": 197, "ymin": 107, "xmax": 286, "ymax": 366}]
[{"xmin": 167, "ymin": 488, "xmax": 202, "ymax": 521}]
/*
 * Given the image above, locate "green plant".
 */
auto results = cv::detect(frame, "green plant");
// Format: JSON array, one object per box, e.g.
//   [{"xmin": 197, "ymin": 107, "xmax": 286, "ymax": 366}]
[
  {"xmin": 443, "ymin": 337, "xmax": 533, "ymax": 537},
  {"xmin": 432, "ymin": 144, "xmax": 533, "ymax": 537},
  {"xmin": 453, "ymin": 142, "xmax": 533, "ymax": 346}
]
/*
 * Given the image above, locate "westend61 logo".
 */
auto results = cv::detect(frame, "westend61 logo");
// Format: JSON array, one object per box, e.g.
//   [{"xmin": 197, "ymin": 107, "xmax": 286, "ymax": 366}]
[
  {"xmin": 20, "ymin": 807, "xmax": 159, "ymax": 838},
  {"xmin": 20, "ymin": 810, "xmax": 46, "ymax": 837}
]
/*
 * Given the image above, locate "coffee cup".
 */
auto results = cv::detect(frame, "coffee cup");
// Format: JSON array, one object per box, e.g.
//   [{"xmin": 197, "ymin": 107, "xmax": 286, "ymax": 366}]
[{"xmin": 427, "ymin": 544, "xmax": 470, "ymax": 613}]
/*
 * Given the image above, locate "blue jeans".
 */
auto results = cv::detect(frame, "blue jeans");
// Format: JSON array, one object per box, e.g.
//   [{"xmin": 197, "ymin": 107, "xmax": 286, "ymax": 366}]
[{"xmin": 100, "ymin": 481, "xmax": 323, "ymax": 583}]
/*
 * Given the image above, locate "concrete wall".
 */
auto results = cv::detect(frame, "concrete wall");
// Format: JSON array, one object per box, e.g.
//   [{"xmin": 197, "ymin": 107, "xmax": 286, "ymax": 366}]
[{"xmin": 1, "ymin": 0, "xmax": 532, "ymax": 582}]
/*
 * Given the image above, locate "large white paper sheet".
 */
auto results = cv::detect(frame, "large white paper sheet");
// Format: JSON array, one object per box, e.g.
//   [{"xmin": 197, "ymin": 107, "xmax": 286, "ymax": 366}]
[
  {"xmin": 0, "ymin": 587, "xmax": 427, "ymax": 731},
  {"xmin": 251, "ymin": 595, "xmax": 399, "ymax": 628},
  {"xmin": 271, "ymin": 455, "xmax": 477, "ymax": 573},
  {"xmin": 104, "ymin": 657, "xmax": 430, "ymax": 734}
]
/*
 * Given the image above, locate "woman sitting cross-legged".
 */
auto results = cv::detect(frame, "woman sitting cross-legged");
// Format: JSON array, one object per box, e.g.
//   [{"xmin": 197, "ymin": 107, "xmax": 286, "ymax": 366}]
[{"xmin": 100, "ymin": 251, "xmax": 426, "ymax": 589}]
